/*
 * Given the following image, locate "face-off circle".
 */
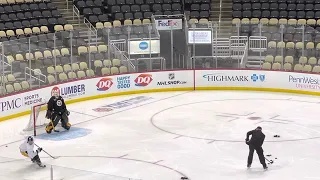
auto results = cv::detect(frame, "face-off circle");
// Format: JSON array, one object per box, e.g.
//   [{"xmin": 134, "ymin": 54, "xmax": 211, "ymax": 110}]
[{"xmin": 150, "ymin": 98, "xmax": 320, "ymax": 142}]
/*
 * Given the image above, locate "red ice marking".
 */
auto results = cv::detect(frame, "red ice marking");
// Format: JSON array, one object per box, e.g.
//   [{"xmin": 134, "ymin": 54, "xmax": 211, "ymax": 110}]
[{"xmin": 248, "ymin": 117, "xmax": 262, "ymax": 120}]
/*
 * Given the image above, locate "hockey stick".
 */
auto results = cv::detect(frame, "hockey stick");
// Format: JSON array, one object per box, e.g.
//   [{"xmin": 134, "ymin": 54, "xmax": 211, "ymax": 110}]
[
  {"xmin": 265, "ymin": 157, "xmax": 274, "ymax": 164},
  {"xmin": 35, "ymin": 143, "xmax": 57, "ymax": 159}
]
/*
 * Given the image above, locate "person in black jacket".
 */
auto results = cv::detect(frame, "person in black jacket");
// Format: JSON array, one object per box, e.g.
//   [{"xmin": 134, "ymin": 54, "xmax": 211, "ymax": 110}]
[
  {"xmin": 245, "ymin": 126, "xmax": 267, "ymax": 169},
  {"xmin": 45, "ymin": 93, "xmax": 71, "ymax": 134}
]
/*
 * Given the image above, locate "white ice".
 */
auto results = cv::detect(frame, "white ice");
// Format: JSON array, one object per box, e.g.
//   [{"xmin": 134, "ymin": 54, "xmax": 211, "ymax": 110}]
[{"xmin": 1, "ymin": 91, "xmax": 320, "ymax": 180}]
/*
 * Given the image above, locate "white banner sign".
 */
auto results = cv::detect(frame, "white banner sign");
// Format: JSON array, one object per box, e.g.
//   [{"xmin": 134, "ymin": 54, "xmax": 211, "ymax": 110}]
[
  {"xmin": 188, "ymin": 31, "xmax": 212, "ymax": 44},
  {"xmin": 196, "ymin": 70, "xmax": 320, "ymax": 92},
  {"xmin": 155, "ymin": 19, "xmax": 183, "ymax": 30},
  {"xmin": 129, "ymin": 40, "xmax": 160, "ymax": 55},
  {"xmin": 1, "ymin": 71, "xmax": 194, "ymax": 119}
]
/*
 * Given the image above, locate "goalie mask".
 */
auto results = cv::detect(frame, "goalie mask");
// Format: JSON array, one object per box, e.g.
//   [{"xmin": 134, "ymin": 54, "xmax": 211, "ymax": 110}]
[{"xmin": 52, "ymin": 91, "xmax": 59, "ymax": 98}]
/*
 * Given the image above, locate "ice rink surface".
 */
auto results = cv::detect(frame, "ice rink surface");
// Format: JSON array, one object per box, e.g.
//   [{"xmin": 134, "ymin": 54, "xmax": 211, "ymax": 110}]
[{"xmin": 1, "ymin": 91, "xmax": 320, "ymax": 180}]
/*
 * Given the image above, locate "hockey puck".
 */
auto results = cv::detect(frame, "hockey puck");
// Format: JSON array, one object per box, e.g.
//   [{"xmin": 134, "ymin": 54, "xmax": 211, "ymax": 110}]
[
  {"xmin": 5, "ymin": 145, "xmax": 7, "ymax": 147},
  {"xmin": 266, "ymin": 154, "xmax": 272, "ymax": 157},
  {"xmin": 275, "ymin": 158, "xmax": 277, "ymax": 159}
]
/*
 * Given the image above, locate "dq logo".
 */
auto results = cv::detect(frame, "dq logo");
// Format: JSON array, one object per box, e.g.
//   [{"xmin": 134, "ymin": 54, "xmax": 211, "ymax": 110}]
[
  {"xmin": 51, "ymin": 86, "xmax": 60, "ymax": 96},
  {"xmin": 97, "ymin": 78, "xmax": 113, "ymax": 91},
  {"xmin": 135, "ymin": 74, "xmax": 153, "ymax": 86}
]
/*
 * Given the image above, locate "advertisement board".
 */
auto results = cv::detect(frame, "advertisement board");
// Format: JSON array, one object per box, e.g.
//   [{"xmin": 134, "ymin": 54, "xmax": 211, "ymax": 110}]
[
  {"xmin": 188, "ymin": 31, "xmax": 212, "ymax": 44},
  {"xmin": 3, "ymin": 69, "xmax": 320, "ymax": 120},
  {"xmin": 0, "ymin": 70, "xmax": 194, "ymax": 119},
  {"xmin": 196, "ymin": 70, "xmax": 269, "ymax": 88},
  {"xmin": 155, "ymin": 19, "xmax": 183, "ymax": 30},
  {"xmin": 196, "ymin": 70, "xmax": 320, "ymax": 93},
  {"xmin": 129, "ymin": 40, "xmax": 160, "ymax": 55}
]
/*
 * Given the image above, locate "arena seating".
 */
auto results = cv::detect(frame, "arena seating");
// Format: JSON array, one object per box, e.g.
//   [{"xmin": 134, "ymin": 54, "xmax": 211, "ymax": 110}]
[
  {"xmin": 0, "ymin": 23, "xmax": 128, "ymax": 94},
  {"xmin": 231, "ymin": 0, "xmax": 320, "ymax": 72},
  {"xmin": 0, "ymin": 0, "xmax": 67, "ymax": 38},
  {"xmin": 74, "ymin": 0, "xmax": 210, "ymax": 27}
]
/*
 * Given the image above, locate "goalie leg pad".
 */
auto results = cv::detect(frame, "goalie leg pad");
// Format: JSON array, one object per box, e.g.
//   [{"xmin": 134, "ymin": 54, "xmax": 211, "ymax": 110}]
[
  {"xmin": 61, "ymin": 111, "xmax": 70, "ymax": 130},
  {"xmin": 51, "ymin": 114, "xmax": 61, "ymax": 127},
  {"xmin": 45, "ymin": 123, "xmax": 53, "ymax": 134}
]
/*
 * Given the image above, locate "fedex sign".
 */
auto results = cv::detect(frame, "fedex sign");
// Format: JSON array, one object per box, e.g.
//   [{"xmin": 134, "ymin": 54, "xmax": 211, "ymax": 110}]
[{"xmin": 155, "ymin": 19, "xmax": 182, "ymax": 30}]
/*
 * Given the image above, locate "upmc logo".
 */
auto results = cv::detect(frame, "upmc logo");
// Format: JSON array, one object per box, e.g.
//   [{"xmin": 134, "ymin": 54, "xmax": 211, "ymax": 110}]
[
  {"xmin": 135, "ymin": 74, "xmax": 153, "ymax": 86},
  {"xmin": 97, "ymin": 78, "xmax": 113, "ymax": 91},
  {"xmin": 1, "ymin": 98, "xmax": 22, "ymax": 112},
  {"xmin": 158, "ymin": 19, "xmax": 179, "ymax": 27}
]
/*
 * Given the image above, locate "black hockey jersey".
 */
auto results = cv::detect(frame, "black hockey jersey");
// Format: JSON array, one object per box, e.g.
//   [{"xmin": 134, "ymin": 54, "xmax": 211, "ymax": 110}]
[
  {"xmin": 246, "ymin": 130, "xmax": 265, "ymax": 147},
  {"xmin": 47, "ymin": 96, "xmax": 66, "ymax": 113}
]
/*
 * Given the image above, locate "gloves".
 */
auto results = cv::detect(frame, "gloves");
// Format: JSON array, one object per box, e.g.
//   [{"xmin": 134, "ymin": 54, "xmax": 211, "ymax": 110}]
[
  {"xmin": 36, "ymin": 147, "xmax": 42, "ymax": 154},
  {"xmin": 45, "ymin": 110, "xmax": 52, "ymax": 119},
  {"xmin": 67, "ymin": 110, "xmax": 70, "ymax": 116},
  {"xmin": 245, "ymin": 139, "xmax": 249, "ymax": 145}
]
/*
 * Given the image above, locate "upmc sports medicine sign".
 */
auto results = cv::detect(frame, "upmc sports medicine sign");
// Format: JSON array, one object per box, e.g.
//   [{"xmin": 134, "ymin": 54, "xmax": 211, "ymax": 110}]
[{"xmin": 155, "ymin": 19, "xmax": 183, "ymax": 30}]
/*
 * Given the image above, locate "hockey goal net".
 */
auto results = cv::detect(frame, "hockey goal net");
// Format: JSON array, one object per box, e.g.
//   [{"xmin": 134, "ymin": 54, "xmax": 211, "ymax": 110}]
[{"xmin": 23, "ymin": 103, "xmax": 49, "ymax": 136}]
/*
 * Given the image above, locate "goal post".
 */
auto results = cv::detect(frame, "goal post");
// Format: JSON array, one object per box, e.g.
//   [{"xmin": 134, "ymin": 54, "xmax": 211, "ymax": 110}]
[{"xmin": 23, "ymin": 102, "xmax": 48, "ymax": 136}]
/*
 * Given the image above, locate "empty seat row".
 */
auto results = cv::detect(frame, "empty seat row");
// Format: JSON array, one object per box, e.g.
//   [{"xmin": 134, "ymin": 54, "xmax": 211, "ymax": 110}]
[
  {"xmin": 190, "ymin": 11, "xmax": 210, "ymax": 19},
  {"xmin": 95, "ymin": 19, "xmax": 150, "ymax": 28},
  {"xmin": 0, "ymin": 18, "xmax": 67, "ymax": 31},
  {"xmin": 0, "ymin": 26, "xmax": 48, "ymax": 37},
  {"xmin": 268, "ymin": 41, "xmax": 320, "ymax": 49},
  {"xmin": 234, "ymin": 0, "xmax": 320, "ymax": 4},
  {"xmin": 265, "ymin": 55, "xmax": 320, "ymax": 64},
  {"xmin": 3, "ymin": 81, "xmax": 30, "ymax": 94},
  {"xmin": 0, "ymin": 0, "xmax": 51, "ymax": 5},
  {"xmin": 232, "ymin": 10, "xmax": 320, "ymax": 19},
  {"xmin": 0, "ymin": 3, "xmax": 57, "ymax": 14},
  {"xmin": 0, "ymin": 10, "xmax": 62, "ymax": 22},
  {"xmin": 262, "ymin": 61, "xmax": 320, "ymax": 72},
  {"xmin": 185, "ymin": 0, "xmax": 210, "ymax": 4},
  {"xmin": 109, "ymin": 3, "xmax": 182, "ymax": 13},
  {"xmin": 232, "ymin": 17, "xmax": 320, "ymax": 25},
  {"xmin": 104, "ymin": 0, "xmax": 182, "ymax": 6},
  {"xmin": 233, "ymin": 3, "xmax": 320, "ymax": 11}
]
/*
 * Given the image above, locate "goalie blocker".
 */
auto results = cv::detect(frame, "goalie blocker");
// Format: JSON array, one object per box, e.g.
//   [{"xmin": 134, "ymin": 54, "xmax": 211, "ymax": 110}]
[{"xmin": 45, "ymin": 94, "xmax": 71, "ymax": 134}]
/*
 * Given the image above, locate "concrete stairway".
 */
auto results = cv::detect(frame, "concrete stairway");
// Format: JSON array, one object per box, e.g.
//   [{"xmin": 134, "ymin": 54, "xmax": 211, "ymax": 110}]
[
  {"xmin": 50, "ymin": 0, "xmax": 104, "ymax": 45},
  {"xmin": 210, "ymin": 0, "xmax": 233, "ymax": 38}
]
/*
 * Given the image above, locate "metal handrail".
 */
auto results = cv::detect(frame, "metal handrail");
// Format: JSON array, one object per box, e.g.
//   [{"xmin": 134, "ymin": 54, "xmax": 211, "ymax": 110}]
[
  {"xmin": 72, "ymin": 5, "xmax": 81, "ymax": 27},
  {"xmin": 24, "ymin": 67, "xmax": 47, "ymax": 87},
  {"xmin": 0, "ymin": 56, "xmax": 12, "ymax": 74},
  {"xmin": 110, "ymin": 43, "xmax": 136, "ymax": 71},
  {"xmin": 84, "ymin": 17, "xmax": 98, "ymax": 45}
]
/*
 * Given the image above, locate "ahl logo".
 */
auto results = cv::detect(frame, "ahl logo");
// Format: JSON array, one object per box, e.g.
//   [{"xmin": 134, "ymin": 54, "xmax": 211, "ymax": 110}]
[
  {"xmin": 135, "ymin": 74, "xmax": 153, "ymax": 86},
  {"xmin": 51, "ymin": 86, "xmax": 60, "ymax": 96},
  {"xmin": 251, "ymin": 74, "xmax": 265, "ymax": 82},
  {"xmin": 97, "ymin": 78, "xmax": 113, "ymax": 91}
]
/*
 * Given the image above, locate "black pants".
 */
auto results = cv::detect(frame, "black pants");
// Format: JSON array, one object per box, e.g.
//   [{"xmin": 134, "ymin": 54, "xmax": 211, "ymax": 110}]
[
  {"xmin": 51, "ymin": 110, "xmax": 69, "ymax": 128},
  {"xmin": 247, "ymin": 145, "xmax": 266, "ymax": 166}
]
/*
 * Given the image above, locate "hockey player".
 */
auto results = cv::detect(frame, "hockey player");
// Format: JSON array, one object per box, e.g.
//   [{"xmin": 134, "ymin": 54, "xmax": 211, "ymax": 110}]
[
  {"xmin": 19, "ymin": 136, "xmax": 45, "ymax": 167},
  {"xmin": 245, "ymin": 126, "xmax": 267, "ymax": 169},
  {"xmin": 45, "ymin": 92, "xmax": 71, "ymax": 134}
]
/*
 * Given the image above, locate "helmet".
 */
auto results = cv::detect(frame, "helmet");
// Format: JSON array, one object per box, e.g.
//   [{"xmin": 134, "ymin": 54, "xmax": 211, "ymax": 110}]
[
  {"xmin": 27, "ymin": 136, "xmax": 34, "ymax": 145},
  {"xmin": 27, "ymin": 136, "xmax": 33, "ymax": 142}
]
